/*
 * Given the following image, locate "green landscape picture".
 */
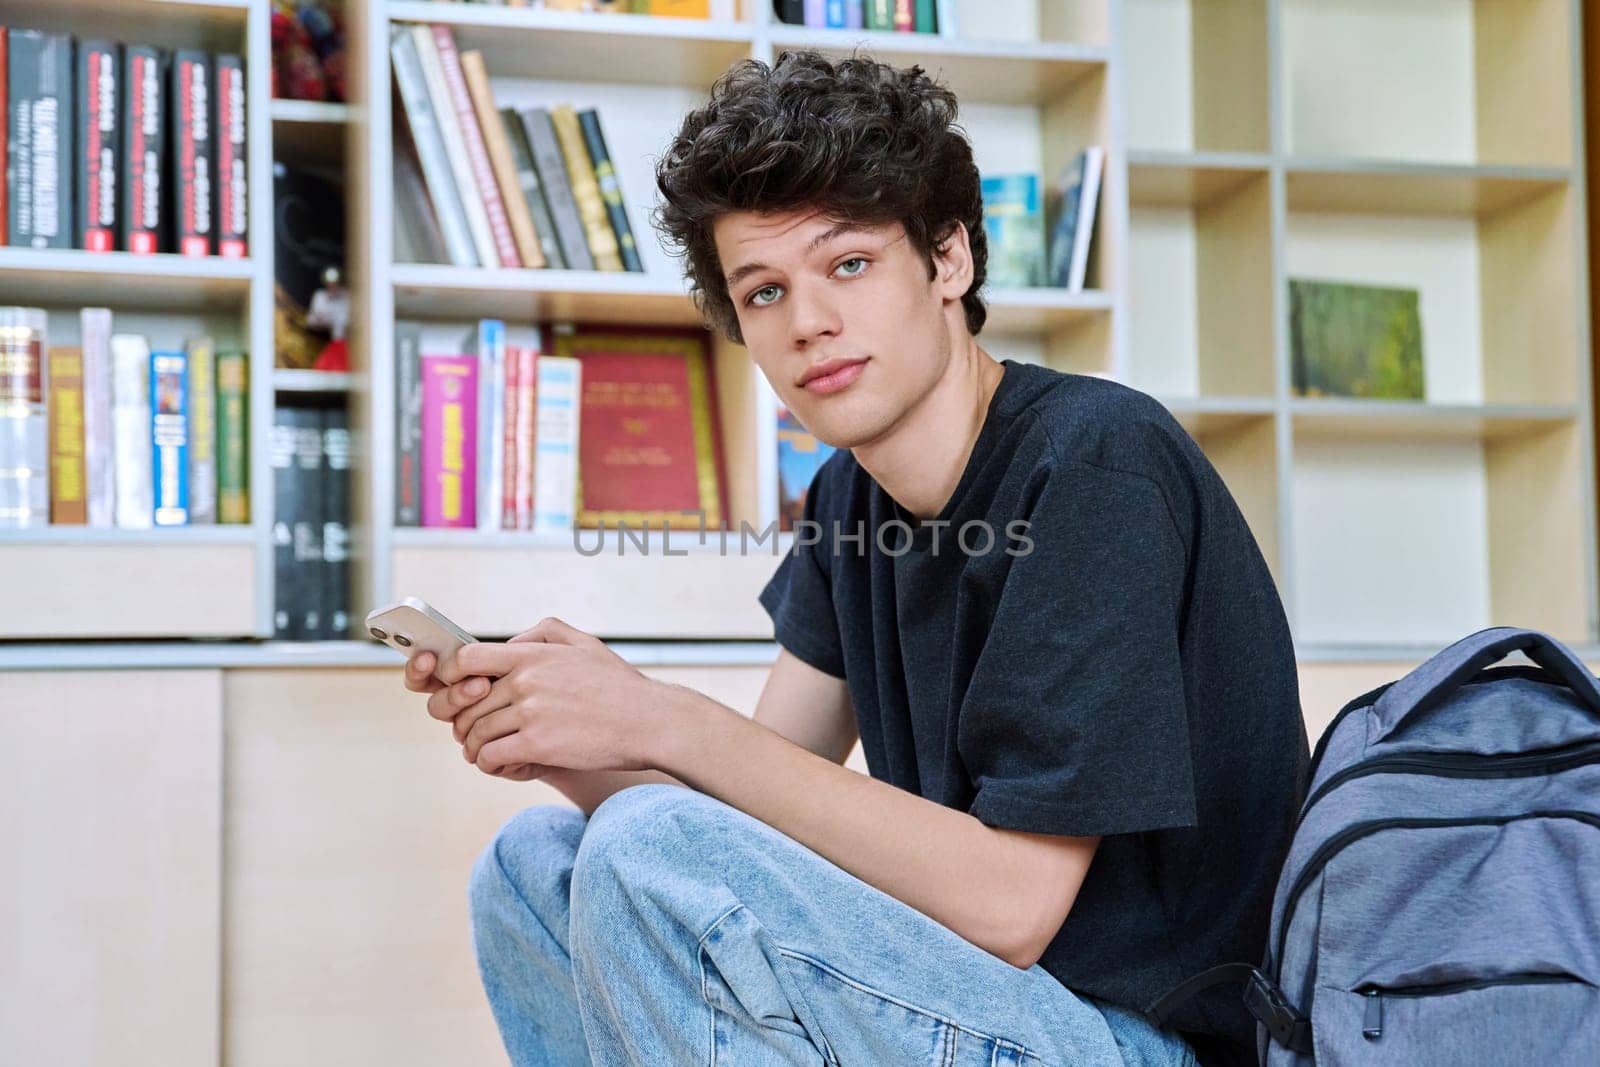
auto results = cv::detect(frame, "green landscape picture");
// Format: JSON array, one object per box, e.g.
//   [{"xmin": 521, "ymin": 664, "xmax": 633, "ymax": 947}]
[{"xmin": 1289, "ymin": 278, "xmax": 1425, "ymax": 399}]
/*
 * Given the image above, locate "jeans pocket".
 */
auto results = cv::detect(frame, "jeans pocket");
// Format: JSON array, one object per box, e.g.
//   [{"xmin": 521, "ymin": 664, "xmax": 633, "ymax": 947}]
[{"xmin": 698, "ymin": 905, "xmax": 839, "ymax": 1064}]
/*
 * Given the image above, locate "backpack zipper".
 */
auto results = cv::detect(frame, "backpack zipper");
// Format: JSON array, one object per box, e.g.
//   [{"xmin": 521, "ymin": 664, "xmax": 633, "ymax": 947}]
[
  {"xmin": 1356, "ymin": 972, "xmax": 1582, "ymax": 1041},
  {"xmin": 1296, "ymin": 738, "xmax": 1600, "ymax": 828},
  {"xmin": 1273, "ymin": 810, "xmax": 1600, "ymax": 986}
]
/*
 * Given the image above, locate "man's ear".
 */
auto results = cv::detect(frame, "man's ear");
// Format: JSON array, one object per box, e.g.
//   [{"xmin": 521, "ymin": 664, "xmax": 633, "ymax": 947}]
[{"xmin": 930, "ymin": 221, "xmax": 974, "ymax": 300}]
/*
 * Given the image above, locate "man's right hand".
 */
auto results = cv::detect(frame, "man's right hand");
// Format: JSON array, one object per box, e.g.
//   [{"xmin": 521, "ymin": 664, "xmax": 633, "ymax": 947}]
[{"xmin": 404, "ymin": 650, "xmax": 548, "ymax": 782}]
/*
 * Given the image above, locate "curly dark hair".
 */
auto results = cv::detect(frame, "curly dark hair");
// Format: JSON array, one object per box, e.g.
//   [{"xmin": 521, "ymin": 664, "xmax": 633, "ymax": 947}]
[{"xmin": 652, "ymin": 50, "xmax": 988, "ymax": 345}]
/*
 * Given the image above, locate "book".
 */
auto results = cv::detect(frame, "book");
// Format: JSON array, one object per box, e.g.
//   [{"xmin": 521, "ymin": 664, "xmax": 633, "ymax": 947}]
[
  {"xmin": 291, "ymin": 406, "xmax": 325, "ymax": 635},
  {"xmin": 914, "ymin": 0, "xmax": 936, "ymax": 32},
  {"xmin": 576, "ymin": 109, "xmax": 641, "ymax": 272},
  {"xmin": 122, "ymin": 44, "xmax": 167, "ymax": 254},
  {"xmin": 429, "ymin": 26, "xmax": 519, "ymax": 267},
  {"xmin": 462, "ymin": 50, "xmax": 545, "ymax": 268},
  {"xmin": 151, "ymin": 350, "xmax": 190, "ymax": 525},
  {"xmin": 777, "ymin": 0, "xmax": 804, "ymax": 25},
  {"xmin": 216, "ymin": 348, "xmax": 249, "ymax": 523},
  {"xmin": 935, "ymin": 0, "xmax": 957, "ymax": 36},
  {"xmin": 394, "ymin": 321, "xmax": 423, "ymax": 526},
  {"xmin": 47, "ymin": 346, "xmax": 87, "ymax": 524},
  {"xmin": 551, "ymin": 105, "xmax": 624, "ymax": 271},
  {"xmin": 1046, "ymin": 146, "xmax": 1102, "ymax": 291},
  {"xmin": 7, "ymin": 30, "xmax": 73, "ymax": 249},
  {"xmin": 846, "ymin": 0, "xmax": 864, "ymax": 29},
  {"xmin": 420, "ymin": 353, "xmax": 479, "ymax": 527},
  {"xmin": 804, "ymin": 0, "xmax": 825, "ymax": 27},
  {"xmin": 513, "ymin": 344, "xmax": 539, "ymax": 529},
  {"xmin": 502, "ymin": 340, "xmax": 522, "ymax": 529},
  {"xmin": 1, "ymin": 28, "xmax": 8, "ymax": 244},
  {"xmin": 186, "ymin": 335, "xmax": 217, "ymax": 523},
  {"xmin": 981, "ymin": 173, "xmax": 1044, "ymax": 288},
  {"xmin": 76, "ymin": 40, "xmax": 120, "ymax": 252},
  {"xmin": 81, "ymin": 307, "xmax": 114, "ymax": 527},
  {"xmin": 534, "ymin": 354, "xmax": 581, "ymax": 533},
  {"xmin": 501, "ymin": 108, "xmax": 566, "ymax": 269},
  {"xmin": 270, "ymin": 406, "xmax": 298, "ymax": 637},
  {"xmin": 392, "ymin": 131, "xmax": 450, "ymax": 265},
  {"xmin": 551, "ymin": 328, "xmax": 726, "ymax": 531},
  {"xmin": 321, "ymin": 407, "xmax": 351, "ymax": 640},
  {"xmin": 865, "ymin": 0, "xmax": 893, "ymax": 30},
  {"xmin": 894, "ymin": 0, "xmax": 914, "ymax": 31},
  {"xmin": 0, "ymin": 308, "xmax": 48, "ymax": 528},
  {"xmin": 215, "ymin": 53, "xmax": 248, "ymax": 257},
  {"xmin": 520, "ymin": 107, "xmax": 592, "ymax": 270},
  {"xmin": 171, "ymin": 51, "xmax": 215, "ymax": 257},
  {"xmin": 777, "ymin": 404, "xmax": 835, "ymax": 532},
  {"xmin": 1289, "ymin": 279, "xmax": 1425, "ymax": 400},
  {"xmin": 469, "ymin": 319, "xmax": 506, "ymax": 532},
  {"xmin": 411, "ymin": 25, "xmax": 498, "ymax": 268},
  {"xmin": 390, "ymin": 27, "xmax": 476, "ymax": 267},
  {"xmin": 110, "ymin": 333, "xmax": 153, "ymax": 528}
]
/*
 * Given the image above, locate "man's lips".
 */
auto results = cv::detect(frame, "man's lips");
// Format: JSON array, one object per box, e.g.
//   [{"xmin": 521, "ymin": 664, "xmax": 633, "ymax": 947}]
[{"xmin": 799, "ymin": 357, "xmax": 868, "ymax": 395}]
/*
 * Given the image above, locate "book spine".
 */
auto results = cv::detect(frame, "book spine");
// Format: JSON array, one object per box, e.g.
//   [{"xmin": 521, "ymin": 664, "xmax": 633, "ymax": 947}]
[
  {"xmin": 576, "ymin": 109, "xmax": 643, "ymax": 272},
  {"xmin": 216, "ymin": 349, "xmax": 249, "ymax": 523},
  {"xmin": 431, "ymin": 31, "xmax": 519, "ymax": 268},
  {"xmin": 185, "ymin": 335, "xmax": 216, "ymax": 523},
  {"xmin": 1, "ymin": 28, "xmax": 8, "ymax": 245},
  {"xmin": 214, "ymin": 54, "xmax": 248, "ymax": 257},
  {"xmin": 76, "ymin": 40, "xmax": 119, "ymax": 252},
  {"xmin": 894, "ymin": 0, "xmax": 914, "ymax": 31},
  {"xmin": 934, "ymin": 0, "xmax": 957, "ymax": 37},
  {"xmin": 0, "ymin": 311, "xmax": 48, "ymax": 528},
  {"xmin": 7, "ymin": 31, "xmax": 73, "ymax": 249},
  {"xmin": 475, "ymin": 319, "xmax": 505, "ymax": 533},
  {"xmin": 514, "ymin": 344, "xmax": 537, "ymax": 530},
  {"xmin": 865, "ymin": 0, "xmax": 893, "ymax": 31},
  {"xmin": 845, "ymin": 0, "xmax": 864, "ymax": 29},
  {"xmin": 390, "ymin": 28, "xmax": 477, "ymax": 267},
  {"xmin": 501, "ymin": 344, "xmax": 520, "ymax": 529},
  {"xmin": 292, "ymin": 407, "xmax": 324, "ymax": 637},
  {"xmin": 394, "ymin": 322, "xmax": 423, "ymax": 526},
  {"xmin": 411, "ymin": 26, "xmax": 499, "ymax": 269},
  {"xmin": 270, "ymin": 406, "xmax": 298, "ymax": 637},
  {"xmin": 1068, "ymin": 146, "xmax": 1104, "ymax": 292},
  {"xmin": 550, "ymin": 105, "xmax": 623, "ymax": 271},
  {"xmin": 501, "ymin": 108, "xmax": 565, "ymax": 269},
  {"xmin": 171, "ymin": 50, "xmax": 214, "ymax": 256},
  {"xmin": 321, "ymin": 407, "xmax": 351, "ymax": 640},
  {"xmin": 804, "ymin": 0, "xmax": 825, "ymax": 27},
  {"xmin": 462, "ymin": 50, "xmax": 544, "ymax": 268},
  {"xmin": 521, "ymin": 108, "xmax": 592, "ymax": 270},
  {"xmin": 47, "ymin": 345, "xmax": 87, "ymax": 524},
  {"xmin": 825, "ymin": 1, "xmax": 845, "ymax": 28},
  {"xmin": 778, "ymin": 0, "xmax": 804, "ymax": 26},
  {"xmin": 110, "ymin": 334, "xmax": 153, "ymax": 528},
  {"xmin": 420, "ymin": 354, "xmax": 478, "ymax": 528},
  {"xmin": 122, "ymin": 45, "xmax": 166, "ymax": 254},
  {"xmin": 533, "ymin": 355, "xmax": 580, "ymax": 533},
  {"xmin": 80, "ymin": 307, "xmax": 115, "ymax": 527},
  {"xmin": 151, "ymin": 349, "xmax": 190, "ymax": 525},
  {"xmin": 914, "ymin": 0, "xmax": 935, "ymax": 32}
]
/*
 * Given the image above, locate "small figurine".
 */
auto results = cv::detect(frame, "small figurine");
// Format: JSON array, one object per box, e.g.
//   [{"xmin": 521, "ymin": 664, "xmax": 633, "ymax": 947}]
[{"xmin": 305, "ymin": 265, "xmax": 350, "ymax": 371}]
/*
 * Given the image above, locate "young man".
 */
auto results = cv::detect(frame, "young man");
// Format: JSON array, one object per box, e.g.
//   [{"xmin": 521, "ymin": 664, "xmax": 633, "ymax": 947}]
[{"xmin": 404, "ymin": 51, "xmax": 1307, "ymax": 1067}]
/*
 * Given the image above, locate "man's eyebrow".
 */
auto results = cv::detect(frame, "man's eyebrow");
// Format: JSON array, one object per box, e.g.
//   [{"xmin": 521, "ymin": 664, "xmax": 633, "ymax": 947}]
[{"xmin": 723, "ymin": 221, "xmax": 875, "ymax": 291}]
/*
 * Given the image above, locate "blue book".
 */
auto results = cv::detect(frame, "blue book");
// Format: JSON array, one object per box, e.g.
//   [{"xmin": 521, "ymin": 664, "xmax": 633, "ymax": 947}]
[
  {"xmin": 826, "ymin": 0, "xmax": 846, "ymax": 27},
  {"xmin": 151, "ymin": 350, "xmax": 190, "ymax": 526},
  {"xmin": 1047, "ymin": 151, "xmax": 1087, "ymax": 288},
  {"xmin": 980, "ymin": 173, "xmax": 1044, "ymax": 288},
  {"xmin": 777, "ymin": 406, "xmax": 836, "ymax": 531},
  {"xmin": 845, "ymin": 0, "xmax": 864, "ymax": 28},
  {"xmin": 804, "ymin": 0, "xmax": 825, "ymax": 27}
]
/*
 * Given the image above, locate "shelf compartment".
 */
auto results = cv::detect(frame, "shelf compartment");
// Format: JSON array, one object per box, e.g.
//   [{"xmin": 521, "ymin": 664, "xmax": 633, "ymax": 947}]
[
  {"xmin": 388, "ymin": 1, "xmax": 756, "ymax": 87},
  {"xmin": 1123, "ymin": 0, "xmax": 1268, "ymax": 154},
  {"xmin": 270, "ymin": 99, "xmax": 352, "ymax": 167},
  {"xmin": 391, "ymin": 266, "xmax": 702, "ymax": 325},
  {"xmin": 1291, "ymin": 400, "xmax": 1579, "ymax": 443},
  {"xmin": 1128, "ymin": 151, "xmax": 1269, "ymax": 209},
  {"xmin": 1285, "ymin": 160, "xmax": 1570, "ymax": 216},
  {"xmin": 0, "ymin": 538, "xmax": 257, "ymax": 639},
  {"xmin": 0, "ymin": 0, "xmax": 250, "ymax": 52},
  {"xmin": 0, "ymin": 249, "xmax": 255, "ymax": 313},
  {"xmin": 1280, "ymin": 0, "xmax": 1573, "ymax": 168}
]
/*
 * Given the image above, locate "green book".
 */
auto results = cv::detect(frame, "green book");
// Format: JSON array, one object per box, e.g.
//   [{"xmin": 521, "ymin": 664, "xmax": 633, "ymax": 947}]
[
  {"xmin": 865, "ymin": 0, "xmax": 893, "ymax": 30},
  {"xmin": 915, "ymin": 0, "xmax": 936, "ymax": 31},
  {"xmin": 1289, "ymin": 279, "xmax": 1424, "ymax": 399},
  {"xmin": 981, "ymin": 173, "xmax": 1044, "ymax": 288},
  {"xmin": 216, "ymin": 349, "xmax": 250, "ymax": 523}
]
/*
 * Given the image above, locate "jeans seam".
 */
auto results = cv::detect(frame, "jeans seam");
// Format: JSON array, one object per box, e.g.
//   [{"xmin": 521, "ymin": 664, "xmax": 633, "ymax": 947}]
[{"xmin": 489, "ymin": 834, "xmax": 569, "ymax": 964}]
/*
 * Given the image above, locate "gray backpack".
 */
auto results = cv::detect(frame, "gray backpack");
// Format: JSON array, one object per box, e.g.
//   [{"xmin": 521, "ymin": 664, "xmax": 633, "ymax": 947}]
[{"xmin": 1153, "ymin": 626, "xmax": 1600, "ymax": 1065}]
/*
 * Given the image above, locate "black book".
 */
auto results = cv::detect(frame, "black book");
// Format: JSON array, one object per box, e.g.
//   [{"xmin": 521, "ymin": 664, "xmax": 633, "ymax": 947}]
[
  {"xmin": 214, "ymin": 53, "xmax": 248, "ymax": 257},
  {"xmin": 518, "ymin": 107, "xmax": 592, "ymax": 271},
  {"xmin": 7, "ymin": 30, "xmax": 74, "ymax": 249},
  {"xmin": 776, "ymin": 0, "xmax": 805, "ymax": 25},
  {"xmin": 291, "ymin": 405, "xmax": 325, "ymax": 639},
  {"xmin": 320, "ymin": 407, "xmax": 351, "ymax": 640},
  {"xmin": 122, "ymin": 44, "xmax": 168, "ymax": 253},
  {"xmin": 75, "ymin": 40, "xmax": 120, "ymax": 251},
  {"xmin": 500, "ymin": 107, "xmax": 565, "ymax": 270},
  {"xmin": 270, "ymin": 406, "xmax": 300, "ymax": 639},
  {"xmin": 576, "ymin": 109, "xmax": 643, "ymax": 273},
  {"xmin": 170, "ymin": 50, "xmax": 214, "ymax": 256}
]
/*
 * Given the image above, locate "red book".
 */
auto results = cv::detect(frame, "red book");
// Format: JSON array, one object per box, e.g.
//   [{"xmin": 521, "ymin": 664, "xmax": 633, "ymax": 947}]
[
  {"xmin": 551, "ymin": 329, "xmax": 727, "ymax": 532},
  {"xmin": 171, "ymin": 50, "xmax": 215, "ymax": 257},
  {"xmin": 420, "ymin": 353, "xmax": 478, "ymax": 527},
  {"xmin": 894, "ymin": 0, "xmax": 914, "ymax": 31},
  {"xmin": 500, "ymin": 344, "xmax": 519, "ymax": 529},
  {"xmin": 513, "ymin": 344, "xmax": 537, "ymax": 530},
  {"xmin": 430, "ymin": 27, "xmax": 520, "ymax": 269}
]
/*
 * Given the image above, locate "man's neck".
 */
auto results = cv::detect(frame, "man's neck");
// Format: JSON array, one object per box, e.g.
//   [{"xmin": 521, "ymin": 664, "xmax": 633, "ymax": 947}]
[{"xmin": 852, "ymin": 340, "xmax": 1005, "ymax": 522}]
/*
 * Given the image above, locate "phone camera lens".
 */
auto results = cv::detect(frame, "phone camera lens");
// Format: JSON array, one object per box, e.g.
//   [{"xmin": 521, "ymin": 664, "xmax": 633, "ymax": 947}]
[
  {"xmin": 394, "ymin": 634, "xmax": 413, "ymax": 648},
  {"xmin": 369, "ymin": 627, "xmax": 388, "ymax": 641}
]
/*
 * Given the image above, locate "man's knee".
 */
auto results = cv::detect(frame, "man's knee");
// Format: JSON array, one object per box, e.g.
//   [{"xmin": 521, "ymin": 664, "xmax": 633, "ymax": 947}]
[
  {"xmin": 469, "ymin": 804, "xmax": 585, "ymax": 927},
  {"xmin": 570, "ymin": 784, "xmax": 730, "ymax": 905}
]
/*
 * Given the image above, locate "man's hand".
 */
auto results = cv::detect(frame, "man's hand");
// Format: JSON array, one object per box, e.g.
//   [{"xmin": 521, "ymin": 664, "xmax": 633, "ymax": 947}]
[
  {"xmin": 432, "ymin": 617, "xmax": 670, "ymax": 776},
  {"xmin": 403, "ymin": 647, "xmax": 547, "ymax": 781}
]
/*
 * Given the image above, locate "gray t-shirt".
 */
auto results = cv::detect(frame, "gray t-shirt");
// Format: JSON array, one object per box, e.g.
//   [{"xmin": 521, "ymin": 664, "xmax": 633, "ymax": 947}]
[{"xmin": 759, "ymin": 359, "xmax": 1309, "ymax": 1065}]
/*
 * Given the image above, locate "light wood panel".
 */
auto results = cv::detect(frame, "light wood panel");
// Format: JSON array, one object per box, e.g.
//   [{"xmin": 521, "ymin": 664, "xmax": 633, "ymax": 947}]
[{"xmin": 0, "ymin": 670, "xmax": 222, "ymax": 1067}]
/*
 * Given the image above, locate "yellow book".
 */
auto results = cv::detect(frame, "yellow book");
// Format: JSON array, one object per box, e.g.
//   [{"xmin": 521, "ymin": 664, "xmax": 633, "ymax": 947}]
[
  {"xmin": 649, "ymin": 0, "xmax": 712, "ymax": 16},
  {"xmin": 550, "ymin": 105, "xmax": 625, "ymax": 272},
  {"xmin": 47, "ymin": 346, "xmax": 87, "ymax": 525}
]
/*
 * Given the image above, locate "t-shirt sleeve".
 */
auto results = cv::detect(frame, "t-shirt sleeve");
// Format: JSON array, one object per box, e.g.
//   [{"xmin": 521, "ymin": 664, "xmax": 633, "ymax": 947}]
[
  {"xmin": 758, "ymin": 469, "xmax": 847, "ymax": 679},
  {"xmin": 961, "ymin": 461, "xmax": 1198, "ymax": 839}
]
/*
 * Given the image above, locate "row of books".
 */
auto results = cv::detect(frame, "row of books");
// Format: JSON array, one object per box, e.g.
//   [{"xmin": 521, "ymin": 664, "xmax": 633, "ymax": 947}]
[
  {"xmin": 439, "ymin": 1, "xmax": 737, "ymax": 14},
  {"xmin": 2, "ymin": 28, "xmax": 248, "ymax": 255},
  {"xmin": 396, "ymin": 322, "xmax": 731, "ymax": 532},
  {"xmin": 271, "ymin": 400, "xmax": 350, "ymax": 641},
  {"xmin": 982, "ymin": 146, "xmax": 1104, "ymax": 290},
  {"xmin": 773, "ymin": 0, "xmax": 958, "ymax": 35},
  {"xmin": 0, "ymin": 306, "xmax": 249, "ymax": 530},
  {"xmin": 391, "ymin": 24, "xmax": 643, "ymax": 273}
]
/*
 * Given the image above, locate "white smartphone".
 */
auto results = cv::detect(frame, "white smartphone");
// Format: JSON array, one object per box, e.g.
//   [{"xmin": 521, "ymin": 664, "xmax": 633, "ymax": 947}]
[{"xmin": 364, "ymin": 596, "xmax": 478, "ymax": 668}]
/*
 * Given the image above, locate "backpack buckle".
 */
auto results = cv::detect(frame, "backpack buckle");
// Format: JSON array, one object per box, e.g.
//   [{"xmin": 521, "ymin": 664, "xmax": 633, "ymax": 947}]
[{"xmin": 1244, "ymin": 969, "xmax": 1314, "ymax": 1054}]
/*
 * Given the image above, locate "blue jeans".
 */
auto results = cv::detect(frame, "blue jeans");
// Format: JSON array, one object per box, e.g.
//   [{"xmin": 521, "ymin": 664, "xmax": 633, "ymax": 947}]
[{"xmin": 468, "ymin": 783, "xmax": 1196, "ymax": 1066}]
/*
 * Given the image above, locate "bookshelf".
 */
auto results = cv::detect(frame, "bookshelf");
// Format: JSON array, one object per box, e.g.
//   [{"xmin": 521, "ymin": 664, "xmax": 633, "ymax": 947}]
[{"xmin": 0, "ymin": 0, "xmax": 275, "ymax": 639}]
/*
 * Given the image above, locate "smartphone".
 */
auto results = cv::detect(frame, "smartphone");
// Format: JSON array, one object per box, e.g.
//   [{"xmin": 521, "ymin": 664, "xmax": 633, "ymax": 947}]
[{"xmin": 364, "ymin": 596, "xmax": 478, "ymax": 669}]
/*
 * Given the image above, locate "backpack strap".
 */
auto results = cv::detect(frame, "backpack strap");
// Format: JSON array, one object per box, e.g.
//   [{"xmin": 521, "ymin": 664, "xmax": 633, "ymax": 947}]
[
  {"xmin": 1148, "ymin": 963, "xmax": 1313, "ymax": 1055},
  {"xmin": 1371, "ymin": 626, "xmax": 1600, "ymax": 743}
]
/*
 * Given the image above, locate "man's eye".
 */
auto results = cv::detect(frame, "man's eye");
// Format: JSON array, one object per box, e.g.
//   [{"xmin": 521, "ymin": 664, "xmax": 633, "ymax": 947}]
[
  {"xmin": 836, "ymin": 258, "xmax": 867, "ymax": 276},
  {"xmin": 748, "ymin": 285, "xmax": 781, "ymax": 308}
]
